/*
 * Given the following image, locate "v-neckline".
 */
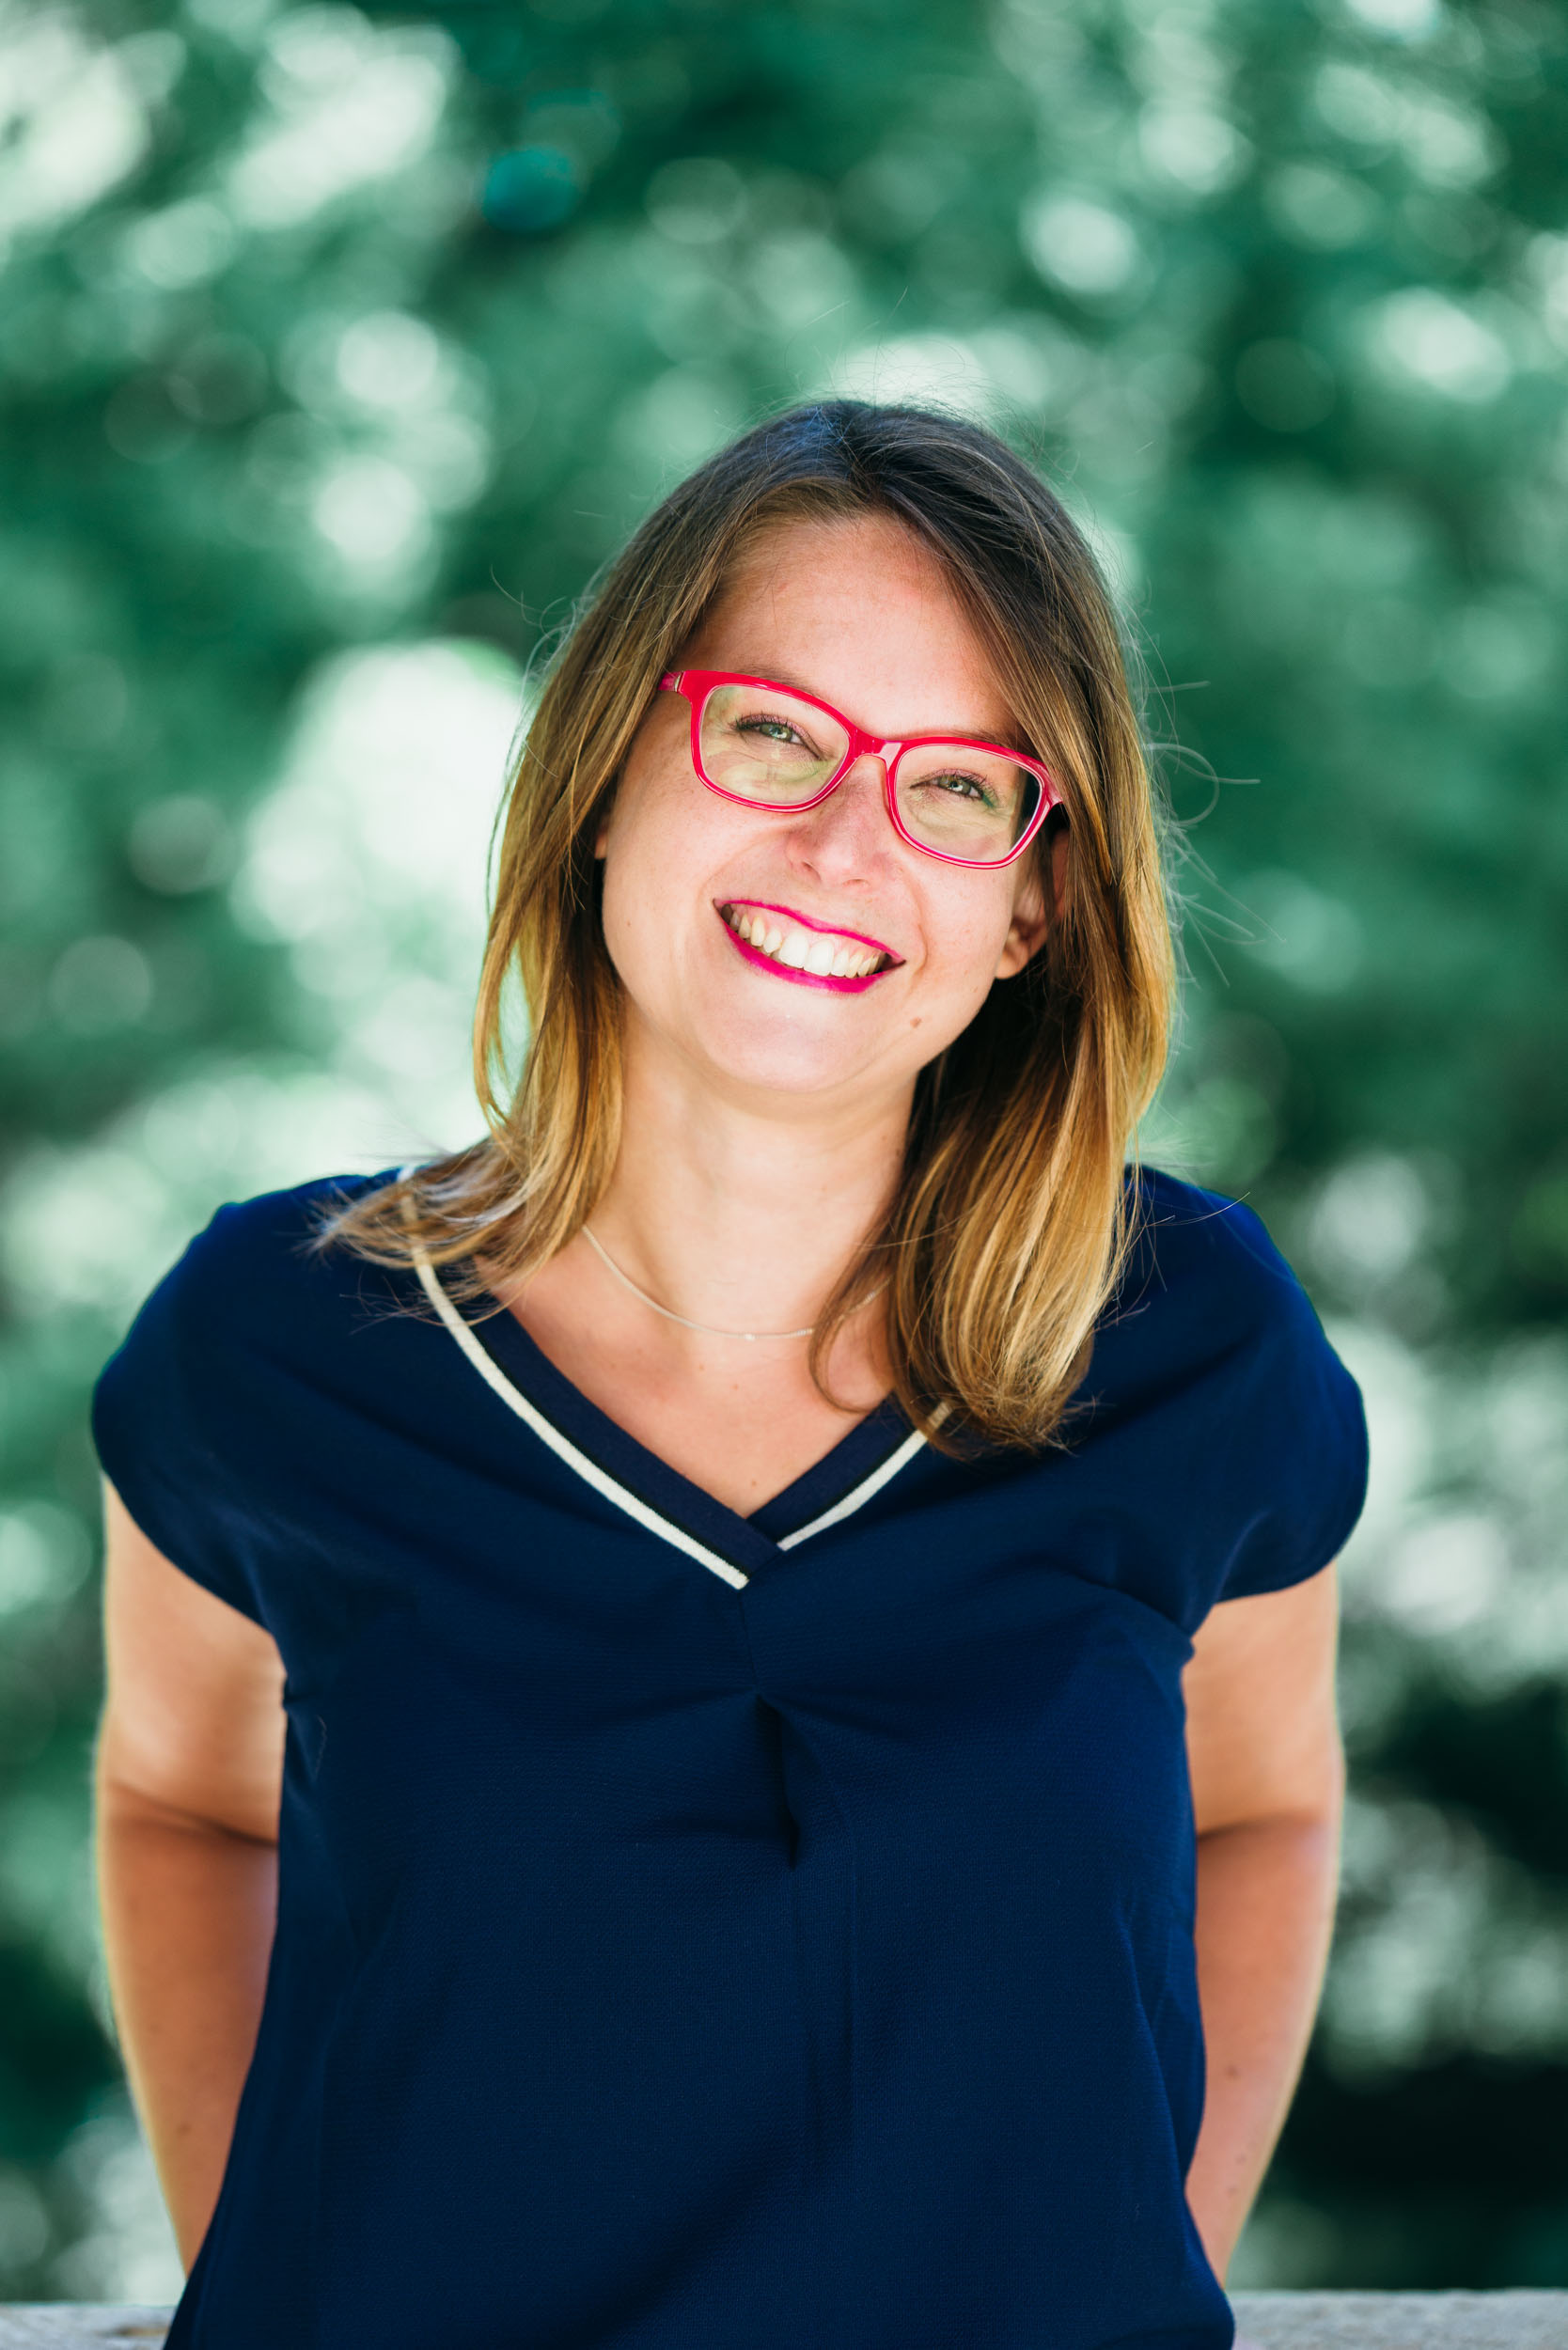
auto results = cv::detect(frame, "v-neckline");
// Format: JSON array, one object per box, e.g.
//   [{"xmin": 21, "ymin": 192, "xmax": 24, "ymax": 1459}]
[{"xmin": 416, "ymin": 1253, "xmax": 925, "ymax": 1587}]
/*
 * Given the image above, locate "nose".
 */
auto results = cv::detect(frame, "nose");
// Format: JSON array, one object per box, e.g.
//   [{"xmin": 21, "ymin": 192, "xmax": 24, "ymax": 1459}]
[{"xmin": 784, "ymin": 752, "xmax": 893, "ymax": 884}]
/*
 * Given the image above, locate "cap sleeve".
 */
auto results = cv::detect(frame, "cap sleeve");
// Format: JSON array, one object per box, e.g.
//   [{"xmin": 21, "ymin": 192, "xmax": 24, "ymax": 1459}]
[
  {"xmin": 91, "ymin": 1208, "xmax": 266, "ymax": 1625},
  {"xmin": 1209, "ymin": 1200, "xmax": 1370, "ymax": 1606}
]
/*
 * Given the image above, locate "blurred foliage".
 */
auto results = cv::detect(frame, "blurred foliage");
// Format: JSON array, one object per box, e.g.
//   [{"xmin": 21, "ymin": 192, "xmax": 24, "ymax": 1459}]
[{"xmin": 2, "ymin": 0, "xmax": 1567, "ymax": 2299}]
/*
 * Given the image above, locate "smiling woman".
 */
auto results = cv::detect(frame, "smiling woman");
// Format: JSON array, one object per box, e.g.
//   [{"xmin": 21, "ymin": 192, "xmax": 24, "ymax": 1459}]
[
  {"xmin": 326, "ymin": 402, "xmax": 1171, "ymax": 1460},
  {"xmin": 89, "ymin": 402, "xmax": 1369, "ymax": 2350}
]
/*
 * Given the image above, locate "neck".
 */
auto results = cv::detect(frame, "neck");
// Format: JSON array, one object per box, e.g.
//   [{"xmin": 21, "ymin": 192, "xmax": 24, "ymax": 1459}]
[{"xmin": 588, "ymin": 1029, "xmax": 913, "ymax": 1354}]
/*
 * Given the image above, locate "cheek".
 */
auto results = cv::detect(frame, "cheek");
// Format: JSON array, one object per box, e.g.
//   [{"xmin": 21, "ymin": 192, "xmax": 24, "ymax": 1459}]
[
  {"xmin": 597, "ymin": 794, "xmax": 660, "ymax": 991},
  {"xmin": 597, "ymin": 766, "xmax": 727, "ymax": 980},
  {"xmin": 923, "ymin": 885, "xmax": 1017, "ymax": 992},
  {"xmin": 601, "ymin": 750, "xmax": 689, "ymax": 898},
  {"xmin": 599, "ymin": 822, "xmax": 673, "ymax": 986}
]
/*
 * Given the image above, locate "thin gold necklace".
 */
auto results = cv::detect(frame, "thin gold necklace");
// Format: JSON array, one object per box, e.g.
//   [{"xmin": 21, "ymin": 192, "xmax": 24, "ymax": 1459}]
[{"xmin": 582, "ymin": 1224, "xmax": 885, "ymax": 1344}]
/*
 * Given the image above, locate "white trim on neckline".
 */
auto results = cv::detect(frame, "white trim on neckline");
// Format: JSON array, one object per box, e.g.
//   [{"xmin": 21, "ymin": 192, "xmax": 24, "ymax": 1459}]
[
  {"xmin": 410, "ymin": 1245, "xmax": 751, "ymax": 1590},
  {"xmin": 399, "ymin": 1176, "xmax": 924, "ymax": 1585},
  {"xmin": 776, "ymin": 1426, "xmax": 928, "ymax": 1550}
]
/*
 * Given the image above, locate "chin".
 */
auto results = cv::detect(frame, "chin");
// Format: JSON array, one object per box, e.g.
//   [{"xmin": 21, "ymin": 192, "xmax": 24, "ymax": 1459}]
[{"xmin": 691, "ymin": 1003, "xmax": 907, "ymax": 1104}]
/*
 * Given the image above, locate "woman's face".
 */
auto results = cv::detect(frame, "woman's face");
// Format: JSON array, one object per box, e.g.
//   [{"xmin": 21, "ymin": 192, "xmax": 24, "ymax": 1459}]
[{"xmin": 596, "ymin": 511, "xmax": 1060, "ymax": 1117}]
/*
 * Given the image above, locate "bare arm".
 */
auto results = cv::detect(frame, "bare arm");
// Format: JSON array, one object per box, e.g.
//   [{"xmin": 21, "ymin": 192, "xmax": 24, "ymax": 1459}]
[
  {"xmin": 1181, "ymin": 1561, "xmax": 1343, "ymax": 2282},
  {"xmin": 95, "ymin": 1476, "xmax": 287, "ymax": 2272}
]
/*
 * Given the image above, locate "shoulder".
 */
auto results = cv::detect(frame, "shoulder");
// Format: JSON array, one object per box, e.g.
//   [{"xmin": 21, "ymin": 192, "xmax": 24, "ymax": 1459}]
[
  {"xmin": 92, "ymin": 1167, "xmax": 412, "ymax": 1627},
  {"xmin": 1085, "ymin": 1161, "xmax": 1365, "ymax": 1468},
  {"xmin": 1095, "ymin": 1165, "xmax": 1369, "ymax": 1608},
  {"xmin": 1110, "ymin": 1163, "xmax": 1322, "ymax": 1357},
  {"xmin": 113, "ymin": 1167, "xmax": 410, "ymax": 1368},
  {"xmin": 94, "ymin": 1163, "xmax": 416, "ymax": 1504},
  {"xmin": 181, "ymin": 1165, "xmax": 400, "ymax": 1275}
]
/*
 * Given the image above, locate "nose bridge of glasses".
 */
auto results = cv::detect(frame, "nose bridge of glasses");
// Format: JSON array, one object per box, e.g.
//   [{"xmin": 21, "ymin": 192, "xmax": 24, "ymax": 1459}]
[
  {"xmin": 835, "ymin": 724, "xmax": 901, "ymax": 778},
  {"xmin": 824, "ymin": 742, "xmax": 899, "ymax": 813}
]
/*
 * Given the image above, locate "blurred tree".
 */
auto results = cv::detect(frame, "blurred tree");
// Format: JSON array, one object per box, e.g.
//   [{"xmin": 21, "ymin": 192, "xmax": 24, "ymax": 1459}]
[{"xmin": 1, "ymin": 0, "xmax": 1565, "ymax": 2296}]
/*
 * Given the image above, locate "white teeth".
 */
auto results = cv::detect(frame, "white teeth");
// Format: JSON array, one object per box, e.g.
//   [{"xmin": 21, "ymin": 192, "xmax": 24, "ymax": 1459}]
[{"xmin": 726, "ymin": 907, "xmax": 889, "ymax": 979}]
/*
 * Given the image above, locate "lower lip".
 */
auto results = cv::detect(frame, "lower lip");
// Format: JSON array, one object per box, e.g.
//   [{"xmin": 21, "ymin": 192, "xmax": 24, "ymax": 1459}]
[{"xmin": 718, "ymin": 915, "xmax": 896, "ymax": 995}]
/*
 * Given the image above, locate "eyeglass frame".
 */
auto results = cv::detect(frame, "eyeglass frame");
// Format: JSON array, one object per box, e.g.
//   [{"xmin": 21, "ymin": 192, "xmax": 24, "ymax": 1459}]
[{"xmin": 657, "ymin": 669, "xmax": 1060, "ymax": 870}]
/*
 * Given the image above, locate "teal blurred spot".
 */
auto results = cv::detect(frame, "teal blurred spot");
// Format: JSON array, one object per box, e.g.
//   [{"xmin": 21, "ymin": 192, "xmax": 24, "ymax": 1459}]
[{"xmin": 482, "ymin": 147, "xmax": 581, "ymax": 234}]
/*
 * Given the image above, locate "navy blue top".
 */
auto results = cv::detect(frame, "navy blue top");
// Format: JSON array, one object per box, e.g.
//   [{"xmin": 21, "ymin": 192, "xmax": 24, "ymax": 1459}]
[{"xmin": 91, "ymin": 1164, "xmax": 1368, "ymax": 2350}]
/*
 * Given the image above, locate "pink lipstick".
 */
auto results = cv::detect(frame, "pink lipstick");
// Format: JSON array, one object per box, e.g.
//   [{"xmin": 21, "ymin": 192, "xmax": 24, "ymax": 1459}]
[{"xmin": 715, "ymin": 900, "xmax": 902, "ymax": 995}]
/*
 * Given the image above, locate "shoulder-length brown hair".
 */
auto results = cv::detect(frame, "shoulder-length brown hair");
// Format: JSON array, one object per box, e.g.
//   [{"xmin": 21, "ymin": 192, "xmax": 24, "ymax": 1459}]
[{"xmin": 314, "ymin": 400, "xmax": 1176, "ymax": 1453}]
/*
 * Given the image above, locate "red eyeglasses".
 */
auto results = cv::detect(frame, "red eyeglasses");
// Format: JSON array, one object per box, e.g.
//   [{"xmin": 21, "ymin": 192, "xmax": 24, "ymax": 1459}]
[{"xmin": 658, "ymin": 670, "xmax": 1058, "ymax": 870}]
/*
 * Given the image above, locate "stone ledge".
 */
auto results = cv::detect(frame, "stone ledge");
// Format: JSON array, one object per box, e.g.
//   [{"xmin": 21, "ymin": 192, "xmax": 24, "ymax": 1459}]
[
  {"xmin": 0, "ymin": 2321, "xmax": 169, "ymax": 2347},
  {"xmin": 3, "ymin": 2297, "xmax": 1568, "ymax": 2346},
  {"xmin": 1232, "ymin": 2296, "xmax": 1568, "ymax": 2350}
]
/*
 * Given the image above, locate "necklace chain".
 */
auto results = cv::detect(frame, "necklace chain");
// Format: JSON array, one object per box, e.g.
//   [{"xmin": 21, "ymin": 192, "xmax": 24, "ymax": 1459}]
[{"xmin": 582, "ymin": 1224, "xmax": 885, "ymax": 1343}]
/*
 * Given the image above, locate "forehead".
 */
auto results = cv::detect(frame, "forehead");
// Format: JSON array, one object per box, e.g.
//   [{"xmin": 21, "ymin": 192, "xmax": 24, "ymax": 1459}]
[{"xmin": 683, "ymin": 512, "xmax": 1015, "ymax": 744}]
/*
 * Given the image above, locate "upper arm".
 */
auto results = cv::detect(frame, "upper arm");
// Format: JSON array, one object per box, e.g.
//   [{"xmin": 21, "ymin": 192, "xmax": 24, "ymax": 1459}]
[
  {"xmin": 97, "ymin": 1475, "xmax": 286, "ymax": 1844},
  {"xmin": 1183, "ymin": 1561, "xmax": 1343, "ymax": 1839}
]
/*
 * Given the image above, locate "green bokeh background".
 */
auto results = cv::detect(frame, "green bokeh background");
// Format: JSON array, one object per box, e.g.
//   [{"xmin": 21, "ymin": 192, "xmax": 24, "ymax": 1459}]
[{"xmin": 3, "ymin": 0, "xmax": 1567, "ymax": 2300}]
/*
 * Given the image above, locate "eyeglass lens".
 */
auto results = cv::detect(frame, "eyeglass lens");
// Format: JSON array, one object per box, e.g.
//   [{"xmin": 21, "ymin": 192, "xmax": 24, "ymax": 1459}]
[{"xmin": 698, "ymin": 682, "xmax": 1042, "ymax": 865}]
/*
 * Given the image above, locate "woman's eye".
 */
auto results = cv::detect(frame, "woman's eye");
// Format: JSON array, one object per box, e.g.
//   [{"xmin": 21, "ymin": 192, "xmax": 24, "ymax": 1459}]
[
  {"xmin": 922, "ymin": 770, "xmax": 991, "ymax": 805},
  {"xmin": 736, "ymin": 713, "xmax": 810, "ymax": 750}
]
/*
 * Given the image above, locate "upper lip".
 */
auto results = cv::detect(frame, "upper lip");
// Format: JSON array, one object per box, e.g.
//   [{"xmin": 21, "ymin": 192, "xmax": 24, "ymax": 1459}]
[{"xmin": 716, "ymin": 899, "xmax": 903, "ymax": 964}]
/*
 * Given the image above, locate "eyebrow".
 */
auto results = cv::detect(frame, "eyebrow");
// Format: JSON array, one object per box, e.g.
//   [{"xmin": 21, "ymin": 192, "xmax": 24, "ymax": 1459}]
[{"xmin": 715, "ymin": 663, "xmax": 1035, "ymax": 756}]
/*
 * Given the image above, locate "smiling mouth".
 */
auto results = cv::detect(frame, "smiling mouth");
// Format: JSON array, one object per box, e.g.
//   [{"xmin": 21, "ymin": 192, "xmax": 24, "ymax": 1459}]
[{"xmin": 716, "ymin": 901, "xmax": 902, "ymax": 988}]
